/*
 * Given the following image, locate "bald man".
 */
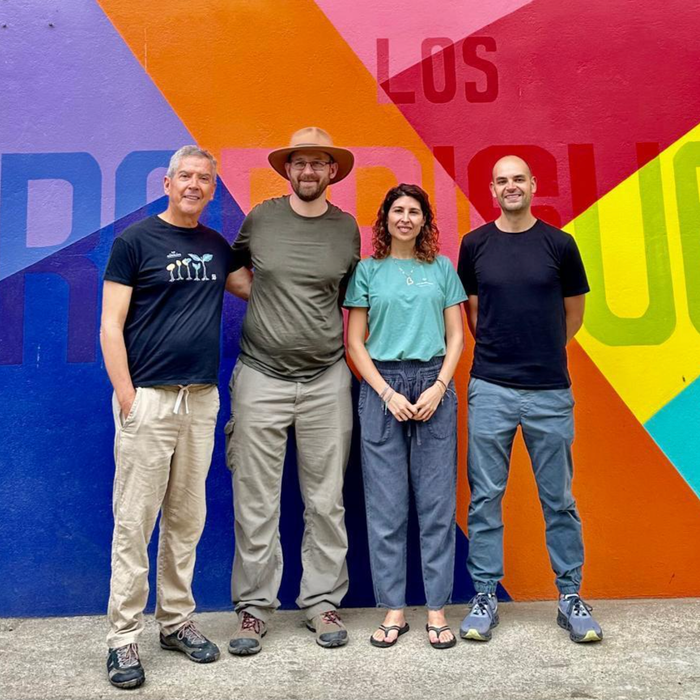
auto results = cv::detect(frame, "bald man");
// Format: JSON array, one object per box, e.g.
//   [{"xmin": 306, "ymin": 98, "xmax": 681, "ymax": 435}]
[{"xmin": 456, "ymin": 156, "xmax": 602, "ymax": 644}]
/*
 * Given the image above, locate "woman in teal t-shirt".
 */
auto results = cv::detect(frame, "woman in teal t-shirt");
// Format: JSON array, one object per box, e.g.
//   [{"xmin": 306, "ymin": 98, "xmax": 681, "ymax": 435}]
[{"xmin": 345, "ymin": 183, "xmax": 466, "ymax": 649}]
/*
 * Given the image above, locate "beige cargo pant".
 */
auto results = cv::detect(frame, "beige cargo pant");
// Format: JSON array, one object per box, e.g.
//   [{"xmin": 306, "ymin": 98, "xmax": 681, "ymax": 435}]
[
  {"xmin": 106, "ymin": 384, "xmax": 219, "ymax": 648},
  {"xmin": 225, "ymin": 359, "xmax": 352, "ymax": 623}
]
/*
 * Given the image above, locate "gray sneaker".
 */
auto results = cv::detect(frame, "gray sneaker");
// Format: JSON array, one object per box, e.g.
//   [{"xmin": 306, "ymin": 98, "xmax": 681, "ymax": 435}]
[
  {"xmin": 160, "ymin": 620, "xmax": 220, "ymax": 663},
  {"xmin": 557, "ymin": 594, "xmax": 603, "ymax": 643},
  {"xmin": 107, "ymin": 643, "xmax": 145, "ymax": 689},
  {"xmin": 460, "ymin": 593, "xmax": 499, "ymax": 641},
  {"xmin": 228, "ymin": 611, "xmax": 267, "ymax": 656}
]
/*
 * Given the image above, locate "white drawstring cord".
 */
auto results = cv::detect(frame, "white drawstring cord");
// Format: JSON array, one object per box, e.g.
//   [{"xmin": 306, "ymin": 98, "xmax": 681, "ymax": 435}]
[{"xmin": 173, "ymin": 386, "xmax": 190, "ymax": 415}]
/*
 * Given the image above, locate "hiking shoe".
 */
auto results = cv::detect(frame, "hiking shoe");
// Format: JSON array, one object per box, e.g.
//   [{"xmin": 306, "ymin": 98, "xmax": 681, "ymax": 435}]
[
  {"xmin": 107, "ymin": 643, "xmax": 145, "ymax": 690},
  {"xmin": 160, "ymin": 620, "xmax": 220, "ymax": 663},
  {"xmin": 306, "ymin": 610, "xmax": 348, "ymax": 648},
  {"xmin": 228, "ymin": 611, "xmax": 266, "ymax": 656},
  {"xmin": 460, "ymin": 593, "xmax": 499, "ymax": 641},
  {"xmin": 557, "ymin": 594, "xmax": 603, "ymax": 643}
]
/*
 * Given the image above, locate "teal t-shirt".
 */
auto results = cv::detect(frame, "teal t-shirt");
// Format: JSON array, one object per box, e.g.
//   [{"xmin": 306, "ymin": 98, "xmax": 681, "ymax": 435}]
[{"xmin": 344, "ymin": 255, "xmax": 467, "ymax": 361}]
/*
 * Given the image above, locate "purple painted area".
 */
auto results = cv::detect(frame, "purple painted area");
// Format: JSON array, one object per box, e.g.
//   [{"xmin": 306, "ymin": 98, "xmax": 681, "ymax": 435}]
[
  {"xmin": 26, "ymin": 180, "xmax": 73, "ymax": 248},
  {"xmin": 0, "ymin": 1, "xmax": 191, "ymax": 280}
]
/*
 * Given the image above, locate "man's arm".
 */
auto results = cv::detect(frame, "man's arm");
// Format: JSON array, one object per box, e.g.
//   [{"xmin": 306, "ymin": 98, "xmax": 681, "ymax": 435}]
[
  {"xmin": 464, "ymin": 295, "xmax": 478, "ymax": 338},
  {"xmin": 100, "ymin": 281, "xmax": 136, "ymax": 417},
  {"xmin": 226, "ymin": 267, "xmax": 253, "ymax": 300},
  {"xmin": 564, "ymin": 294, "xmax": 586, "ymax": 343}
]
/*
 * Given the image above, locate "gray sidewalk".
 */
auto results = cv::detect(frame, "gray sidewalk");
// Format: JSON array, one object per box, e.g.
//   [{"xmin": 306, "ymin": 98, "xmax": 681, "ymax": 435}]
[{"xmin": 1, "ymin": 599, "xmax": 698, "ymax": 700}]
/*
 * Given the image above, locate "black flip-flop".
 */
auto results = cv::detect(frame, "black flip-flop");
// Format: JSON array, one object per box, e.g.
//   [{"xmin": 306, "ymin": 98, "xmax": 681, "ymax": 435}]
[
  {"xmin": 369, "ymin": 622, "xmax": 410, "ymax": 648},
  {"xmin": 426, "ymin": 624, "xmax": 457, "ymax": 649}
]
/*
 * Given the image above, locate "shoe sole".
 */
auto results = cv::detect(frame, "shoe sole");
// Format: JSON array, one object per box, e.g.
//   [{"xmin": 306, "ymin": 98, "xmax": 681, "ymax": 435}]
[
  {"xmin": 315, "ymin": 637, "xmax": 348, "ymax": 648},
  {"xmin": 227, "ymin": 629, "xmax": 267, "ymax": 656},
  {"xmin": 429, "ymin": 637, "xmax": 457, "ymax": 649},
  {"xmin": 557, "ymin": 610, "xmax": 603, "ymax": 643},
  {"xmin": 228, "ymin": 644, "xmax": 262, "ymax": 656},
  {"xmin": 160, "ymin": 642, "xmax": 221, "ymax": 663},
  {"xmin": 305, "ymin": 623, "xmax": 348, "ymax": 648},
  {"xmin": 460, "ymin": 628, "xmax": 491, "ymax": 641},
  {"xmin": 459, "ymin": 612, "xmax": 499, "ymax": 642},
  {"xmin": 109, "ymin": 676, "xmax": 145, "ymax": 690}
]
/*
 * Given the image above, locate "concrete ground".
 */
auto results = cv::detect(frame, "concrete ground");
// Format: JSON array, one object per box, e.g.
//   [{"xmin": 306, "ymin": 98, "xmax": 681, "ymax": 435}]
[{"xmin": 1, "ymin": 599, "xmax": 699, "ymax": 700}]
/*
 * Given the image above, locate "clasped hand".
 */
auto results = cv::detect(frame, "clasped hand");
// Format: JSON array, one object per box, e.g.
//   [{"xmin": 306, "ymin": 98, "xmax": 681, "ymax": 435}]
[{"xmin": 386, "ymin": 383, "xmax": 445, "ymax": 422}]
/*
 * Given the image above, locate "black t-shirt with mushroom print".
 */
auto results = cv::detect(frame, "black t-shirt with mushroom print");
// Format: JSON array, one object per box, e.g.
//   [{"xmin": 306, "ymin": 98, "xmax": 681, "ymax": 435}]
[{"xmin": 104, "ymin": 215, "xmax": 236, "ymax": 387}]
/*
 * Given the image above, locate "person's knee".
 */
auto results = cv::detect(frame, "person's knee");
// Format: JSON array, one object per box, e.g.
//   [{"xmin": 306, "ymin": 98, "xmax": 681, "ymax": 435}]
[{"xmin": 540, "ymin": 494, "xmax": 579, "ymax": 517}]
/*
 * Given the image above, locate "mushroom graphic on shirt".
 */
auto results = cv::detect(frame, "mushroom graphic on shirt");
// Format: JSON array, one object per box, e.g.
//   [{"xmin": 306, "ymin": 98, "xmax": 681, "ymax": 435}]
[
  {"xmin": 189, "ymin": 253, "xmax": 213, "ymax": 281},
  {"xmin": 166, "ymin": 263, "xmax": 176, "ymax": 282},
  {"xmin": 201, "ymin": 254, "xmax": 213, "ymax": 280},
  {"xmin": 189, "ymin": 254, "xmax": 202, "ymax": 281},
  {"xmin": 182, "ymin": 258, "xmax": 192, "ymax": 280}
]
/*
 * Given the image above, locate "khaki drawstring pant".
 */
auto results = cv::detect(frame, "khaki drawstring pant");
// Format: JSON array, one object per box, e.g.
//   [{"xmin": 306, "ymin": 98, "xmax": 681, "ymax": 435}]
[{"xmin": 106, "ymin": 384, "xmax": 219, "ymax": 648}]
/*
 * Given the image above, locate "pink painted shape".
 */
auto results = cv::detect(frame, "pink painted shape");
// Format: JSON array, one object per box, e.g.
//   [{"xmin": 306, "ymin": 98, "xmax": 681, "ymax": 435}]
[
  {"xmin": 314, "ymin": 0, "xmax": 533, "ymax": 82},
  {"xmin": 382, "ymin": 0, "xmax": 700, "ymax": 229},
  {"xmin": 219, "ymin": 149, "xmax": 274, "ymax": 214},
  {"xmin": 332, "ymin": 147, "xmax": 422, "ymax": 255}
]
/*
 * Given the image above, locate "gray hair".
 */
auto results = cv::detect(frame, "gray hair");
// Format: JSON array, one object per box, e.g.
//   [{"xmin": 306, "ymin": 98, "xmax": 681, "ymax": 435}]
[{"xmin": 166, "ymin": 145, "xmax": 217, "ymax": 179}]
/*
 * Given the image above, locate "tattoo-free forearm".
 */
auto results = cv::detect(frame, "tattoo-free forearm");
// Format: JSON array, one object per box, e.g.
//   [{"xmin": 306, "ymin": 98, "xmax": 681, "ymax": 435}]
[{"xmin": 100, "ymin": 323, "xmax": 135, "ymax": 405}]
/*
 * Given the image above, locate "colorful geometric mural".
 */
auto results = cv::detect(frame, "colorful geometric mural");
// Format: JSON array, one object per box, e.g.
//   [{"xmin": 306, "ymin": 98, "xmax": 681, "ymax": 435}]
[{"xmin": 2, "ymin": 0, "xmax": 700, "ymax": 617}]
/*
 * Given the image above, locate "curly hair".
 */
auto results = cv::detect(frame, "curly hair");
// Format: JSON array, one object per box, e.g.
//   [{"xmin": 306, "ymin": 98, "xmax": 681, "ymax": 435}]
[{"xmin": 371, "ymin": 184, "xmax": 440, "ymax": 263}]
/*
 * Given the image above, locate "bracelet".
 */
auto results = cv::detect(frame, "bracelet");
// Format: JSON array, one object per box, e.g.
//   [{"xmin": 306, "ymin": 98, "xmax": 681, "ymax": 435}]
[
  {"xmin": 379, "ymin": 385, "xmax": 391, "ymax": 400},
  {"xmin": 435, "ymin": 378, "xmax": 448, "ymax": 392},
  {"xmin": 383, "ymin": 389, "xmax": 395, "ymax": 414}
]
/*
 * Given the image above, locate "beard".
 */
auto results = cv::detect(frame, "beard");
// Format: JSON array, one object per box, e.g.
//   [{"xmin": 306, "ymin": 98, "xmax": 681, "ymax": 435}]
[{"xmin": 291, "ymin": 174, "xmax": 330, "ymax": 202}]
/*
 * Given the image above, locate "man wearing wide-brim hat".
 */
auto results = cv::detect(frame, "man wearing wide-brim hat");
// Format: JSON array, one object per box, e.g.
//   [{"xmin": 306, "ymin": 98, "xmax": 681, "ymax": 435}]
[{"xmin": 225, "ymin": 127, "xmax": 360, "ymax": 654}]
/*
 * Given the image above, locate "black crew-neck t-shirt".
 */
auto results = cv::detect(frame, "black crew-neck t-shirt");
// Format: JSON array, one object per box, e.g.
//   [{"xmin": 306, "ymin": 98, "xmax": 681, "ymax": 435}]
[
  {"xmin": 457, "ymin": 220, "xmax": 589, "ymax": 390},
  {"xmin": 104, "ymin": 215, "xmax": 235, "ymax": 387}
]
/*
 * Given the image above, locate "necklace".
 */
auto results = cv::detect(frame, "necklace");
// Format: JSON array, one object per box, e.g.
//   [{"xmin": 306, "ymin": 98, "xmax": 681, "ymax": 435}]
[
  {"xmin": 392, "ymin": 257, "xmax": 416, "ymax": 285},
  {"xmin": 391, "ymin": 257, "xmax": 430, "ymax": 286}
]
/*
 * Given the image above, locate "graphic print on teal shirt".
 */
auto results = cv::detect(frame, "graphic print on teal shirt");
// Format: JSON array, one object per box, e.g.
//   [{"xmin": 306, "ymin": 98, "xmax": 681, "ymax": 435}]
[{"xmin": 344, "ymin": 255, "xmax": 467, "ymax": 361}]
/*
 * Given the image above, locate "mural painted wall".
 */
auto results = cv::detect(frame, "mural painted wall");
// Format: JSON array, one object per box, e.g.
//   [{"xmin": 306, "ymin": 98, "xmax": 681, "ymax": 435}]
[{"xmin": 2, "ymin": 0, "xmax": 700, "ymax": 617}]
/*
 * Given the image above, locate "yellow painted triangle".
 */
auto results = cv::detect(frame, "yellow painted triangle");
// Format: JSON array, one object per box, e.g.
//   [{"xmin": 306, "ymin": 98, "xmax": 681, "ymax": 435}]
[{"xmin": 567, "ymin": 120, "xmax": 700, "ymax": 422}]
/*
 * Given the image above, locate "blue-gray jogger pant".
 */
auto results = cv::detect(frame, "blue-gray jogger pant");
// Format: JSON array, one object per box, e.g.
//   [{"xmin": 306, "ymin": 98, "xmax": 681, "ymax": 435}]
[
  {"xmin": 359, "ymin": 358, "xmax": 457, "ymax": 610},
  {"xmin": 467, "ymin": 377, "xmax": 584, "ymax": 595}
]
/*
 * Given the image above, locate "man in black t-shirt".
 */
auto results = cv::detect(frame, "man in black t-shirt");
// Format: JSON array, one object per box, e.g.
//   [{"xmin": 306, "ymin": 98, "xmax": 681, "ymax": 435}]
[
  {"xmin": 101, "ymin": 146, "xmax": 236, "ymax": 689},
  {"xmin": 457, "ymin": 156, "xmax": 602, "ymax": 645}
]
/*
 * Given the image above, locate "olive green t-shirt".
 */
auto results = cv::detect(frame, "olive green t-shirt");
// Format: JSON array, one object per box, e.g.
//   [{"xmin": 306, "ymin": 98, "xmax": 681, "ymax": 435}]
[{"xmin": 231, "ymin": 196, "xmax": 360, "ymax": 382}]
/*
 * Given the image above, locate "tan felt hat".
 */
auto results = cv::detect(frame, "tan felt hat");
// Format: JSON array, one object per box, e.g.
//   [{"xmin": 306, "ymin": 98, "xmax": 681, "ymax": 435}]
[{"xmin": 268, "ymin": 126, "xmax": 354, "ymax": 183}]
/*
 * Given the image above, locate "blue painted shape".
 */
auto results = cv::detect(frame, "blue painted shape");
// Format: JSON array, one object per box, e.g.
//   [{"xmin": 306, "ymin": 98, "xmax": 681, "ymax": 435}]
[
  {"xmin": 645, "ymin": 377, "xmax": 700, "ymax": 496},
  {"xmin": 0, "ymin": 152, "xmax": 102, "ymax": 280}
]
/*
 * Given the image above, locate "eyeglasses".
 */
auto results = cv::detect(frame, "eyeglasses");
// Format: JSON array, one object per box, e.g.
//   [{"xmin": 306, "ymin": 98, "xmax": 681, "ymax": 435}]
[{"xmin": 289, "ymin": 159, "xmax": 332, "ymax": 171}]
